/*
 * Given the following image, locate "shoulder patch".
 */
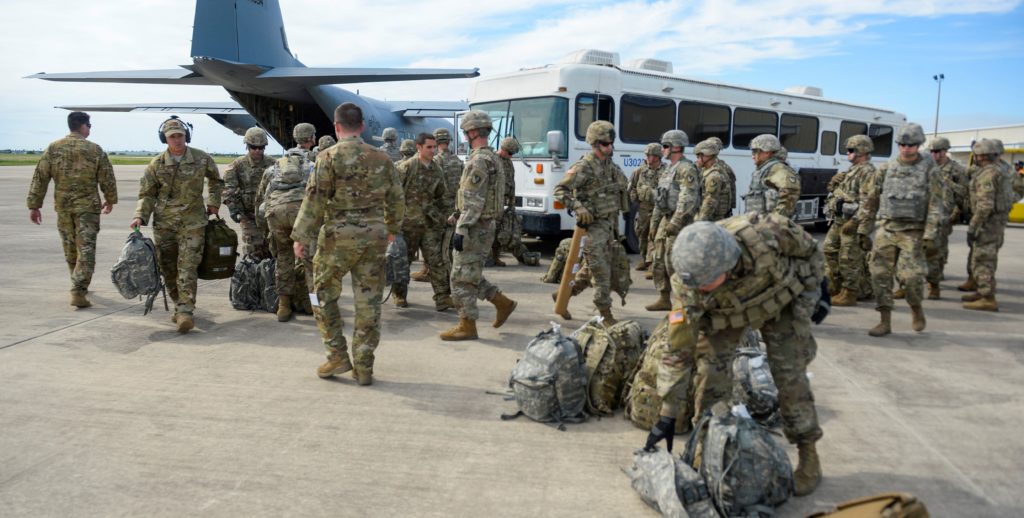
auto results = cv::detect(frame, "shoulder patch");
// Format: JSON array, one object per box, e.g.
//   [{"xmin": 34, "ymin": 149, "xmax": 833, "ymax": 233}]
[{"xmin": 669, "ymin": 309, "xmax": 686, "ymax": 324}]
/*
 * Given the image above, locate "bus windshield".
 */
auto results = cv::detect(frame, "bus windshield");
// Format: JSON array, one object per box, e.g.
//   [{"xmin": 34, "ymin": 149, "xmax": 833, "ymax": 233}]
[{"xmin": 467, "ymin": 97, "xmax": 569, "ymax": 158}]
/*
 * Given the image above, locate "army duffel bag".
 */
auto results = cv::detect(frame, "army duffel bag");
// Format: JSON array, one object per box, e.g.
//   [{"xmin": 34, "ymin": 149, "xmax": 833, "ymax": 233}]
[
  {"xmin": 198, "ymin": 216, "xmax": 238, "ymax": 280},
  {"xmin": 572, "ymin": 317, "xmax": 647, "ymax": 415},
  {"xmin": 229, "ymin": 255, "xmax": 262, "ymax": 310},
  {"xmin": 624, "ymin": 447, "xmax": 720, "ymax": 518}
]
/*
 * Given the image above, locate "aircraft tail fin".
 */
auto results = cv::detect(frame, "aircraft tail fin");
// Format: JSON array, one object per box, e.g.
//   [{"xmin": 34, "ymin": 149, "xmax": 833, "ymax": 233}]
[{"xmin": 191, "ymin": 0, "xmax": 300, "ymax": 68}]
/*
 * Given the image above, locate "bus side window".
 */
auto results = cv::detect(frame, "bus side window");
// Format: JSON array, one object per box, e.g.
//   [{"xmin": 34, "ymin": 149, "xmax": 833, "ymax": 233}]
[
  {"xmin": 575, "ymin": 93, "xmax": 614, "ymax": 141},
  {"xmin": 679, "ymin": 101, "xmax": 731, "ymax": 147},
  {"xmin": 869, "ymin": 124, "xmax": 893, "ymax": 157},
  {"xmin": 838, "ymin": 121, "xmax": 868, "ymax": 151},
  {"xmin": 821, "ymin": 131, "xmax": 837, "ymax": 155},
  {"xmin": 733, "ymin": 108, "xmax": 779, "ymax": 149},
  {"xmin": 780, "ymin": 113, "xmax": 819, "ymax": 153}
]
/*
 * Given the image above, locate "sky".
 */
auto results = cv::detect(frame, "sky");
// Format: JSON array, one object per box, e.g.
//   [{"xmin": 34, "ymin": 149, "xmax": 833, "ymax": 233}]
[{"xmin": 1, "ymin": 0, "xmax": 1022, "ymax": 154}]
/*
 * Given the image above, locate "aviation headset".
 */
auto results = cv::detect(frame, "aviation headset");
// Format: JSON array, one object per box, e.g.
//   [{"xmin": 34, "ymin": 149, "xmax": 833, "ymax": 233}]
[{"xmin": 158, "ymin": 115, "xmax": 193, "ymax": 144}]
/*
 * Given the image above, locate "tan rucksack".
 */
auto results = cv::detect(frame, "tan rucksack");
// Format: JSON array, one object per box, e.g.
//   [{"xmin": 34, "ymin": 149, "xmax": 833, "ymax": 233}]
[
  {"xmin": 572, "ymin": 318, "xmax": 647, "ymax": 415},
  {"xmin": 622, "ymin": 317, "xmax": 694, "ymax": 434},
  {"xmin": 808, "ymin": 493, "xmax": 929, "ymax": 518}
]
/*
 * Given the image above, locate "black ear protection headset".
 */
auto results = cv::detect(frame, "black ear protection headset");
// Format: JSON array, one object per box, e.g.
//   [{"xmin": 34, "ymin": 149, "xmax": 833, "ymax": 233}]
[{"xmin": 158, "ymin": 115, "xmax": 193, "ymax": 144}]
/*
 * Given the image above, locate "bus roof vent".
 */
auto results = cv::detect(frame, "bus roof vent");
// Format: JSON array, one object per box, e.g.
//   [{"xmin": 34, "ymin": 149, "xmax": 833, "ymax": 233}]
[
  {"xmin": 560, "ymin": 49, "xmax": 621, "ymax": 67},
  {"xmin": 624, "ymin": 58, "xmax": 673, "ymax": 74},
  {"xmin": 784, "ymin": 86, "xmax": 823, "ymax": 97}
]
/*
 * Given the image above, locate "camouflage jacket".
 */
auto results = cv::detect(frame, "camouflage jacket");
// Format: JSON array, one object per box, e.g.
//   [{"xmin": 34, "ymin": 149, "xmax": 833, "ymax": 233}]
[
  {"xmin": 698, "ymin": 161, "xmax": 732, "ymax": 222},
  {"xmin": 456, "ymin": 146, "xmax": 504, "ymax": 234},
  {"xmin": 969, "ymin": 162, "xmax": 1010, "ymax": 226},
  {"xmin": 555, "ymin": 152, "xmax": 628, "ymax": 221},
  {"xmin": 667, "ymin": 159, "xmax": 701, "ymax": 231},
  {"xmin": 396, "ymin": 156, "xmax": 448, "ymax": 229},
  {"xmin": 291, "ymin": 136, "xmax": 405, "ymax": 244},
  {"xmin": 744, "ymin": 158, "xmax": 800, "ymax": 217},
  {"xmin": 380, "ymin": 141, "xmax": 402, "ymax": 163},
  {"xmin": 27, "ymin": 133, "xmax": 117, "ymax": 213},
  {"xmin": 857, "ymin": 153, "xmax": 942, "ymax": 239},
  {"xmin": 223, "ymin": 153, "xmax": 276, "ymax": 216},
  {"xmin": 627, "ymin": 162, "xmax": 664, "ymax": 210},
  {"xmin": 498, "ymin": 154, "xmax": 517, "ymax": 207},
  {"xmin": 134, "ymin": 147, "xmax": 223, "ymax": 231},
  {"xmin": 935, "ymin": 158, "xmax": 969, "ymax": 218},
  {"xmin": 436, "ymin": 149, "xmax": 464, "ymax": 217},
  {"xmin": 721, "ymin": 159, "xmax": 738, "ymax": 211},
  {"xmin": 826, "ymin": 161, "xmax": 876, "ymax": 221}
]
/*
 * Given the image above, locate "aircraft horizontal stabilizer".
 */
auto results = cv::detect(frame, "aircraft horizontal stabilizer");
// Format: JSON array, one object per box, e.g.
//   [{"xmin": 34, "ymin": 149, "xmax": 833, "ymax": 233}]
[
  {"xmin": 53, "ymin": 102, "xmax": 245, "ymax": 114},
  {"xmin": 388, "ymin": 101, "xmax": 469, "ymax": 119},
  {"xmin": 26, "ymin": 68, "xmax": 212, "ymax": 85},
  {"xmin": 256, "ymin": 67, "xmax": 480, "ymax": 85}
]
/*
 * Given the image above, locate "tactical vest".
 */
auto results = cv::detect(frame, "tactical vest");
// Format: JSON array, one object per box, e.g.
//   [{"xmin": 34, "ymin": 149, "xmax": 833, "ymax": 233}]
[
  {"xmin": 456, "ymin": 147, "xmax": 504, "ymax": 220},
  {"xmin": 743, "ymin": 158, "xmax": 780, "ymax": 214},
  {"xmin": 878, "ymin": 158, "xmax": 929, "ymax": 222},
  {"xmin": 656, "ymin": 160, "xmax": 693, "ymax": 213},
  {"xmin": 997, "ymin": 162, "xmax": 1016, "ymax": 215},
  {"xmin": 264, "ymin": 151, "xmax": 312, "ymax": 209}
]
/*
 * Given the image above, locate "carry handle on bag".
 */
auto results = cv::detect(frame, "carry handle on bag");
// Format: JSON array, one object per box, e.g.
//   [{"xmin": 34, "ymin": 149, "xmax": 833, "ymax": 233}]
[{"xmin": 198, "ymin": 215, "xmax": 239, "ymax": 280}]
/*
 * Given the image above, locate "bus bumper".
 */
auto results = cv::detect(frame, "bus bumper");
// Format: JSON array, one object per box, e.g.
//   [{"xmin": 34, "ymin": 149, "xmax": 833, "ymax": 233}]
[{"xmin": 519, "ymin": 211, "xmax": 562, "ymax": 235}]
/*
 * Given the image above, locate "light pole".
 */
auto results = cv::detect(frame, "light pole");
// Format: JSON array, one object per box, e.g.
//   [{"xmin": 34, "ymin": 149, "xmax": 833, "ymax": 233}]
[{"xmin": 933, "ymin": 73, "xmax": 945, "ymax": 137}]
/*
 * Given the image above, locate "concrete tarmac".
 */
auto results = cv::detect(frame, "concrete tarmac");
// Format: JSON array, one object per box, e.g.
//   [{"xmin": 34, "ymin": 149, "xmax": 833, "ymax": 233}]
[{"xmin": 2, "ymin": 165, "xmax": 1022, "ymax": 517}]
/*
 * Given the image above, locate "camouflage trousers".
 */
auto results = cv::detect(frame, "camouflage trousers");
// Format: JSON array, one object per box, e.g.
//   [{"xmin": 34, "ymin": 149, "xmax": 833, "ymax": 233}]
[
  {"xmin": 924, "ymin": 219, "xmax": 954, "ymax": 285},
  {"xmin": 651, "ymin": 219, "xmax": 678, "ymax": 294},
  {"xmin": 869, "ymin": 227, "xmax": 925, "ymax": 310},
  {"xmin": 238, "ymin": 215, "xmax": 268, "ymax": 258},
  {"xmin": 56, "ymin": 210, "xmax": 99, "ymax": 294},
  {"xmin": 491, "ymin": 208, "xmax": 532, "ymax": 262},
  {"xmin": 313, "ymin": 223, "xmax": 388, "ymax": 374},
  {"xmin": 154, "ymin": 225, "xmax": 204, "ymax": 315},
  {"xmin": 450, "ymin": 220, "xmax": 500, "ymax": 320},
  {"xmin": 823, "ymin": 218, "xmax": 871, "ymax": 296},
  {"xmin": 970, "ymin": 218, "xmax": 1006, "ymax": 297},
  {"xmin": 634, "ymin": 206, "xmax": 653, "ymax": 265},
  {"xmin": 397, "ymin": 224, "xmax": 450, "ymax": 304},
  {"xmin": 579, "ymin": 218, "xmax": 616, "ymax": 310},
  {"xmin": 267, "ymin": 202, "xmax": 314, "ymax": 297}
]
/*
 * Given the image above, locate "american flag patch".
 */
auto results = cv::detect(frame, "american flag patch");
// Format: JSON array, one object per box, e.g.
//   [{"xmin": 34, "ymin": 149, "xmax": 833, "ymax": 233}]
[{"xmin": 669, "ymin": 310, "xmax": 686, "ymax": 324}]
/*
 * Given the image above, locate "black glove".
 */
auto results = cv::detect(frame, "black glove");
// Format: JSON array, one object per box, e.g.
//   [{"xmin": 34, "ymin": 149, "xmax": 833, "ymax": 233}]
[
  {"xmin": 835, "ymin": 199, "xmax": 844, "ymax": 215},
  {"xmin": 229, "ymin": 210, "xmax": 242, "ymax": 223},
  {"xmin": 812, "ymin": 278, "xmax": 831, "ymax": 325},
  {"xmin": 453, "ymin": 233, "xmax": 464, "ymax": 252},
  {"xmin": 643, "ymin": 415, "xmax": 676, "ymax": 452}
]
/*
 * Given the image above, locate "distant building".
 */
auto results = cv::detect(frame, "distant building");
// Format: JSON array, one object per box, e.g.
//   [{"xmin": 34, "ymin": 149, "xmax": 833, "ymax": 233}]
[{"xmin": 934, "ymin": 124, "xmax": 1024, "ymax": 165}]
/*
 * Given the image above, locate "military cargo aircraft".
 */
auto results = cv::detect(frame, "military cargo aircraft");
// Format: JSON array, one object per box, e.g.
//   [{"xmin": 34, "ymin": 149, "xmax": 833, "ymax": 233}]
[{"xmin": 26, "ymin": 0, "xmax": 478, "ymax": 147}]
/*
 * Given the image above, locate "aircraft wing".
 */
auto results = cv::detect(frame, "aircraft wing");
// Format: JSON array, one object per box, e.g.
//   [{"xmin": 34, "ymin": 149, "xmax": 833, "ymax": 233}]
[
  {"xmin": 256, "ymin": 67, "xmax": 479, "ymax": 85},
  {"xmin": 388, "ymin": 101, "xmax": 469, "ymax": 118},
  {"xmin": 26, "ymin": 68, "xmax": 212, "ymax": 85},
  {"xmin": 52, "ymin": 102, "xmax": 245, "ymax": 114}
]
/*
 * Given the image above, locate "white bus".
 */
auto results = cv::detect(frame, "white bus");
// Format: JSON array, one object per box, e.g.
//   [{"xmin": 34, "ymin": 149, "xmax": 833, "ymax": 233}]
[{"xmin": 456, "ymin": 49, "xmax": 907, "ymax": 252}]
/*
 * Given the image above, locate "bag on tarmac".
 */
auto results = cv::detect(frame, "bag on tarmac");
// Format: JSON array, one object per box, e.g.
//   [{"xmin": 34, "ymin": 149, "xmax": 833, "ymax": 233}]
[
  {"xmin": 385, "ymin": 235, "xmax": 410, "ymax": 286},
  {"xmin": 624, "ymin": 448, "xmax": 720, "ymax": 518},
  {"xmin": 111, "ymin": 230, "xmax": 167, "ymax": 315},
  {"xmin": 198, "ymin": 216, "xmax": 238, "ymax": 280},
  {"xmin": 572, "ymin": 318, "xmax": 647, "ymax": 415},
  {"xmin": 732, "ymin": 329, "xmax": 780, "ymax": 425},
  {"xmin": 622, "ymin": 317, "xmax": 694, "ymax": 434},
  {"xmin": 806, "ymin": 493, "xmax": 929, "ymax": 518},
  {"xmin": 257, "ymin": 257, "xmax": 278, "ymax": 313},
  {"xmin": 610, "ymin": 240, "xmax": 632, "ymax": 305},
  {"xmin": 502, "ymin": 324, "xmax": 588, "ymax": 430},
  {"xmin": 683, "ymin": 402, "xmax": 793, "ymax": 517},
  {"xmin": 541, "ymin": 237, "xmax": 573, "ymax": 283},
  {"xmin": 229, "ymin": 255, "xmax": 262, "ymax": 310}
]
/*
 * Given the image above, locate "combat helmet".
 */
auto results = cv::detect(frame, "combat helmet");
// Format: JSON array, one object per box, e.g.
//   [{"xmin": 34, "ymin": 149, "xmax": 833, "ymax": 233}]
[
  {"xmin": 293, "ymin": 122, "xmax": 316, "ymax": 142},
  {"xmin": 776, "ymin": 147, "xmax": 789, "ymax": 162},
  {"xmin": 382, "ymin": 127, "xmax": 398, "ymax": 142},
  {"xmin": 894, "ymin": 123, "xmax": 926, "ymax": 145},
  {"xmin": 992, "ymin": 138, "xmax": 1005, "ymax": 155},
  {"xmin": 459, "ymin": 111, "xmax": 493, "ymax": 132},
  {"xmin": 694, "ymin": 138, "xmax": 720, "ymax": 156},
  {"xmin": 500, "ymin": 136, "xmax": 521, "ymax": 154},
  {"xmin": 660, "ymin": 129, "xmax": 688, "ymax": 149},
  {"xmin": 972, "ymin": 138, "xmax": 1001, "ymax": 157},
  {"xmin": 749, "ymin": 134, "xmax": 781, "ymax": 153},
  {"xmin": 434, "ymin": 127, "xmax": 451, "ymax": 143},
  {"xmin": 400, "ymin": 139, "xmax": 416, "ymax": 157},
  {"xmin": 927, "ymin": 136, "xmax": 950, "ymax": 151},
  {"xmin": 846, "ymin": 134, "xmax": 873, "ymax": 154},
  {"xmin": 585, "ymin": 120, "xmax": 616, "ymax": 146},
  {"xmin": 671, "ymin": 221, "xmax": 741, "ymax": 289},
  {"xmin": 243, "ymin": 127, "xmax": 269, "ymax": 147},
  {"xmin": 644, "ymin": 142, "xmax": 663, "ymax": 156},
  {"xmin": 318, "ymin": 135, "xmax": 336, "ymax": 150}
]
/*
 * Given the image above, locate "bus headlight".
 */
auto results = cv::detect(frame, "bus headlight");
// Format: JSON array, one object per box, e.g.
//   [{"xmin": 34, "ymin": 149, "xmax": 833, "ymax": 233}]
[{"xmin": 524, "ymin": 197, "xmax": 544, "ymax": 208}]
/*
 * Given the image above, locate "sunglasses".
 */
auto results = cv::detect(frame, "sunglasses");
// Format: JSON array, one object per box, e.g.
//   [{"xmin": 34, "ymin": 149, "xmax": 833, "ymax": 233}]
[
  {"xmin": 248, "ymin": 145, "xmax": 266, "ymax": 150},
  {"xmin": 598, "ymin": 141, "xmax": 613, "ymax": 147},
  {"xmin": 86, "ymin": 123, "xmax": 92, "ymax": 128},
  {"xmin": 930, "ymin": 149, "xmax": 945, "ymax": 153},
  {"xmin": 750, "ymin": 148, "xmax": 762, "ymax": 155},
  {"xmin": 898, "ymin": 143, "xmax": 918, "ymax": 148},
  {"xmin": 846, "ymin": 148, "xmax": 857, "ymax": 153}
]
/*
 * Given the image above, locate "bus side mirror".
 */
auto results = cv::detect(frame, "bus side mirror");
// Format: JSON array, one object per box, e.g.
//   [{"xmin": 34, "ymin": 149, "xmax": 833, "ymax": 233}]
[{"xmin": 547, "ymin": 130, "xmax": 564, "ymax": 168}]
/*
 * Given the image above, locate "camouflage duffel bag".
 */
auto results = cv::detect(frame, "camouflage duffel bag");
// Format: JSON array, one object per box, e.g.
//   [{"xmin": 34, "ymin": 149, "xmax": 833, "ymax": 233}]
[
  {"xmin": 624, "ymin": 447, "xmax": 720, "ymax": 518},
  {"xmin": 257, "ymin": 257, "xmax": 278, "ymax": 313},
  {"xmin": 198, "ymin": 216, "xmax": 238, "ymax": 280},
  {"xmin": 229, "ymin": 255, "xmax": 262, "ymax": 310},
  {"xmin": 541, "ymin": 237, "xmax": 573, "ymax": 283},
  {"xmin": 572, "ymin": 318, "xmax": 647, "ymax": 415},
  {"xmin": 502, "ymin": 324, "xmax": 588, "ymax": 430},
  {"xmin": 622, "ymin": 317, "xmax": 694, "ymax": 434},
  {"xmin": 385, "ymin": 234, "xmax": 410, "ymax": 286},
  {"xmin": 111, "ymin": 230, "xmax": 167, "ymax": 315},
  {"xmin": 732, "ymin": 329, "xmax": 780, "ymax": 426}
]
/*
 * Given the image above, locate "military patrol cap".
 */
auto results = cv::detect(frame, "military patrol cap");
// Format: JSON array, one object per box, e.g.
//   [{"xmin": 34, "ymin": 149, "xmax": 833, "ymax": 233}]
[
  {"xmin": 644, "ymin": 143, "xmax": 663, "ymax": 156},
  {"xmin": 660, "ymin": 129, "xmax": 688, "ymax": 149},
  {"xmin": 243, "ymin": 127, "xmax": 269, "ymax": 147},
  {"xmin": 382, "ymin": 127, "xmax": 398, "ymax": 141},
  {"xmin": 694, "ymin": 138, "xmax": 720, "ymax": 156},
  {"xmin": 293, "ymin": 123, "xmax": 316, "ymax": 141},
  {"xmin": 895, "ymin": 123, "xmax": 926, "ymax": 145},
  {"xmin": 749, "ymin": 134, "xmax": 781, "ymax": 153},
  {"xmin": 162, "ymin": 118, "xmax": 188, "ymax": 137},
  {"xmin": 972, "ymin": 138, "xmax": 1000, "ymax": 156},
  {"xmin": 585, "ymin": 120, "xmax": 616, "ymax": 146},
  {"xmin": 433, "ymin": 127, "xmax": 452, "ymax": 143},
  {"xmin": 671, "ymin": 221, "xmax": 741, "ymax": 289},
  {"xmin": 846, "ymin": 134, "xmax": 874, "ymax": 154},
  {"xmin": 459, "ymin": 111, "xmax": 493, "ymax": 132},
  {"xmin": 500, "ymin": 137, "xmax": 521, "ymax": 154},
  {"xmin": 318, "ymin": 135, "xmax": 336, "ymax": 150},
  {"xmin": 927, "ymin": 136, "xmax": 950, "ymax": 151}
]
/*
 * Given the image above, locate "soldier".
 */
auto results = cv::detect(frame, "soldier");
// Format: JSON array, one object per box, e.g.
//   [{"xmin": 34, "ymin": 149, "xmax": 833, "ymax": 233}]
[
  {"xmin": 646, "ymin": 129, "xmax": 700, "ymax": 312},
  {"xmin": 961, "ymin": 139, "xmax": 1013, "ymax": 311},
  {"xmin": 399, "ymin": 139, "xmax": 416, "ymax": 161},
  {"xmin": 223, "ymin": 127, "xmax": 275, "ymax": 258},
  {"xmin": 380, "ymin": 127, "xmax": 402, "ymax": 163},
  {"xmin": 857, "ymin": 123, "xmax": 942, "ymax": 336},
  {"xmin": 743, "ymin": 134, "xmax": 801, "ymax": 217},
  {"xmin": 316, "ymin": 135, "xmax": 336, "ymax": 155},
  {"xmin": 709, "ymin": 136, "xmax": 738, "ymax": 218},
  {"xmin": 255, "ymin": 146, "xmax": 315, "ymax": 322},
  {"xmin": 392, "ymin": 133, "xmax": 453, "ymax": 310},
  {"xmin": 627, "ymin": 143, "xmax": 664, "ymax": 271},
  {"xmin": 291, "ymin": 102, "xmax": 405, "ymax": 385},
  {"xmin": 490, "ymin": 136, "xmax": 540, "ymax": 267},
  {"xmin": 923, "ymin": 137, "xmax": 969, "ymax": 299},
  {"xmin": 411, "ymin": 127, "xmax": 464, "ymax": 283},
  {"xmin": 643, "ymin": 216, "xmax": 827, "ymax": 496},
  {"xmin": 553, "ymin": 120, "xmax": 630, "ymax": 324},
  {"xmin": 694, "ymin": 138, "xmax": 732, "ymax": 222},
  {"xmin": 130, "ymin": 117, "xmax": 224, "ymax": 333},
  {"xmin": 292, "ymin": 123, "xmax": 317, "ymax": 161},
  {"xmin": 27, "ymin": 111, "xmax": 117, "ymax": 308},
  {"xmin": 825, "ymin": 135, "xmax": 877, "ymax": 306},
  {"xmin": 439, "ymin": 111, "xmax": 518, "ymax": 341}
]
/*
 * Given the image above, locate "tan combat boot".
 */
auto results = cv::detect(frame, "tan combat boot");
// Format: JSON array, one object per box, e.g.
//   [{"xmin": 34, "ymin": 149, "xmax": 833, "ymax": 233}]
[
  {"xmin": 961, "ymin": 292, "xmax": 983, "ymax": 302},
  {"xmin": 70, "ymin": 292, "xmax": 91, "ymax": 308},
  {"xmin": 958, "ymin": 278, "xmax": 977, "ymax": 292},
  {"xmin": 177, "ymin": 313, "xmax": 195, "ymax": 334},
  {"xmin": 634, "ymin": 261, "xmax": 649, "ymax": 271},
  {"xmin": 868, "ymin": 309, "xmax": 891, "ymax": 337},
  {"xmin": 645, "ymin": 291, "xmax": 671, "ymax": 311},
  {"xmin": 927, "ymin": 282, "xmax": 941, "ymax": 300},
  {"xmin": 170, "ymin": 312, "xmax": 178, "ymax": 324},
  {"xmin": 490, "ymin": 292, "xmax": 517, "ymax": 328},
  {"xmin": 910, "ymin": 305, "xmax": 926, "ymax": 332},
  {"xmin": 352, "ymin": 367, "xmax": 373, "ymax": 386},
  {"xmin": 411, "ymin": 265, "xmax": 430, "ymax": 282},
  {"xmin": 831, "ymin": 288, "xmax": 857, "ymax": 307},
  {"xmin": 394, "ymin": 293, "xmax": 408, "ymax": 308},
  {"xmin": 317, "ymin": 355, "xmax": 353, "ymax": 379},
  {"xmin": 893, "ymin": 287, "xmax": 906, "ymax": 299},
  {"xmin": 644, "ymin": 270, "xmax": 654, "ymax": 280},
  {"xmin": 794, "ymin": 441, "xmax": 822, "ymax": 497},
  {"xmin": 963, "ymin": 295, "xmax": 998, "ymax": 312},
  {"xmin": 440, "ymin": 318, "xmax": 478, "ymax": 341},
  {"xmin": 435, "ymin": 295, "xmax": 454, "ymax": 312},
  {"xmin": 599, "ymin": 307, "xmax": 617, "ymax": 326},
  {"xmin": 277, "ymin": 295, "xmax": 293, "ymax": 322}
]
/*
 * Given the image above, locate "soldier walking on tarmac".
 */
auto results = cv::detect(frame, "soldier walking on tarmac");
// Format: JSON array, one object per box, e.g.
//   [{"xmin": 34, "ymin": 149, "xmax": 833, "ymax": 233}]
[
  {"xmin": 627, "ymin": 143, "xmax": 664, "ymax": 271},
  {"xmin": 922, "ymin": 137, "xmax": 968, "ymax": 299},
  {"xmin": 825, "ymin": 135, "xmax": 877, "ymax": 306},
  {"xmin": 961, "ymin": 138, "xmax": 1013, "ymax": 311},
  {"xmin": 380, "ymin": 127, "xmax": 402, "ymax": 163},
  {"xmin": 223, "ymin": 127, "xmax": 275, "ymax": 258},
  {"xmin": 490, "ymin": 136, "xmax": 541, "ymax": 267}
]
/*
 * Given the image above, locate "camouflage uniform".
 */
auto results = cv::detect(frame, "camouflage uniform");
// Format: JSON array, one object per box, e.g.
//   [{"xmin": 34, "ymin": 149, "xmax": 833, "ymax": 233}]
[
  {"xmin": 744, "ymin": 158, "xmax": 800, "ymax": 217},
  {"xmin": 380, "ymin": 141, "xmax": 402, "ymax": 163},
  {"xmin": 651, "ymin": 158, "xmax": 701, "ymax": 298},
  {"xmin": 394, "ymin": 155, "xmax": 450, "ymax": 305},
  {"xmin": 134, "ymin": 147, "xmax": 224, "ymax": 316},
  {"xmin": 823, "ymin": 161, "xmax": 876, "ymax": 297},
  {"xmin": 697, "ymin": 161, "xmax": 732, "ymax": 222},
  {"xmin": 627, "ymin": 155, "xmax": 664, "ymax": 264},
  {"xmin": 925, "ymin": 157, "xmax": 968, "ymax": 286},
  {"xmin": 255, "ymin": 149, "xmax": 315, "ymax": 298},
  {"xmin": 291, "ymin": 135, "xmax": 404, "ymax": 376},
  {"xmin": 491, "ymin": 149, "xmax": 538, "ymax": 265},
  {"xmin": 27, "ymin": 133, "xmax": 117, "ymax": 295},
  {"xmin": 399, "ymin": 139, "xmax": 416, "ymax": 160},
  {"xmin": 967, "ymin": 148, "xmax": 1013, "ymax": 301},
  {"xmin": 450, "ymin": 145, "xmax": 505, "ymax": 319},
  {"xmin": 554, "ymin": 152, "xmax": 629, "ymax": 312},
  {"xmin": 223, "ymin": 153, "xmax": 275, "ymax": 256}
]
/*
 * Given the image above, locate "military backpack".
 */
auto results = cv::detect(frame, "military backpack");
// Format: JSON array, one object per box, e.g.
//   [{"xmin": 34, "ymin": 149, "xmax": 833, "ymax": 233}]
[
  {"xmin": 257, "ymin": 257, "xmax": 278, "ymax": 313},
  {"xmin": 111, "ymin": 230, "xmax": 167, "ymax": 315},
  {"xmin": 541, "ymin": 237, "xmax": 573, "ymax": 284},
  {"xmin": 625, "ymin": 448, "xmax": 720, "ymax": 518},
  {"xmin": 622, "ymin": 317, "xmax": 694, "ymax": 434},
  {"xmin": 385, "ymin": 235, "xmax": 410, "ymax": 286},
  {"xmin": 572, "ymin": 318, "xmax": 647, "ymax": 415},
  {"xmin": 732, "ymin": 329, "xmax": 780, "ymax": 425},
  {"xmin": 198, "ymin": 217, "xmax": 238, "ymax": 280},
  {"xmin": 229, "ymin": 255, "xmax": 262, "ymax": 311},
  {"xmin": 502, "ymin": 325, "xmax": 588, "ymax": 430}
]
